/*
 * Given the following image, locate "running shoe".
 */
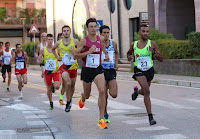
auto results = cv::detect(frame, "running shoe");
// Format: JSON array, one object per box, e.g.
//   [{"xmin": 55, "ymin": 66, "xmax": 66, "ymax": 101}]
[
  {"xmin": 18, "ymin": 96, "xmax": 23, "ymax": 100},
  {"xmin": 59, "ymin": 99, "xmax": 66, "ymax": 105},
  {"xmin": 104, "ymin": 114, "xmax": 110, "ymax": 123},
  {"xmin": 7, "ymin": 87, "xmax": 10, "ymax": 92},
  {"xmin": 97, "ymin": 119, "xmax": 108, "ymax": 129},
  {"xmin": 78, "ymin": 96, "xmax": 85, "ymax": 108},
  {"xmin": 132, "ymin": 86, "xmax": 138, "ymax": 101},
  {"xmin": 149, "ymin": 119, "xmax": 157, "ymax": 126},
  {"xmin": 49, "ymin": 102, "xmax": 54, "ymax": 110},
  {"xmin": 65, "ymin": 100, "xmax": 72, "ymax": 112}
]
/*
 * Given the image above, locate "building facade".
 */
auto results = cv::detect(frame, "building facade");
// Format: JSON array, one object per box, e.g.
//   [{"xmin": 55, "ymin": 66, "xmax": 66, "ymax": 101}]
[{"xmin": 46, "ymin": 0, "xmax": 148, "ymax": 58}]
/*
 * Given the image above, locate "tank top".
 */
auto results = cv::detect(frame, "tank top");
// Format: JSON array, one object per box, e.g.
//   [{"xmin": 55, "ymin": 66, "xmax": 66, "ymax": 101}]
[
  {"xmin": 133, "ymin": 39, "xmax": 153, "ymax": 71},
  {"xmin": 15, "ymin": 51, "xmax": 26, "ymax": 70},
  {"xmin": 40, "ymin": 42, "xmax": 48, "ymax": 49},
  {"xmin": 59, "ymin": 38, "xmax": 79, "ymax": 70},
  {"xmin": 3, "ymin": 49, "xmax": 12, "ymax": 65},
  {"xmin": 44, "ymin": 46, "xmax": 59, "ymax": 73},
  {"xmin": 101, "ymin": 40, "xmax": 115, "ymax": 69},
  {"xmin": 81, "ymin": 35, "xmax": 102, "ymax": 68}
]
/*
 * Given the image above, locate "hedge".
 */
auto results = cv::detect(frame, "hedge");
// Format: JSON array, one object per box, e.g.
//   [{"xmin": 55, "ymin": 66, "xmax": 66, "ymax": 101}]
[
  {"xmin": 22, "ymin": 42, "xmax": 40, "ymax": 58},
  {"xmin": 187, "ymin": 32, "xmax": 200, "ymax": 56}
]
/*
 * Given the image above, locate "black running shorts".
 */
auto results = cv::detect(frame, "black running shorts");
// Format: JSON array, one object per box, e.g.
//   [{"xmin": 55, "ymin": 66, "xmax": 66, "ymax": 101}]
[
  {"xmin": 132, "ymin": 66, "xmax": 154, "ymax": 82},
  {"xmin": 2, "ymin": 65, "xmax": 12, "ymax": 75},
  {"xmin": 81, "ymin": 65, "xmax": 104, "ymax": 83},
  {"xmin": 103, "ymin": 69, "xmax": 117, "ymax": 82}
]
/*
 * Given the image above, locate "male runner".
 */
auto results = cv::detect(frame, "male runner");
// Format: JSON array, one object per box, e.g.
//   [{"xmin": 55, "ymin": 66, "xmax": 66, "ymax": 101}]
[
  {"xmin": 37, "ymin": 34, "xmax": 61, "ymax": 110},
  {"xmin": 127, "ymin": 24, "xmax": 163, "ymax": 125},
  {"xmin": 12, "ymin": 44, "xmax": 29, "ymax": 99},
  {"xmin": 100, "ymin": 25, "xmax": 119, "ymax": 123},
  {"xmin": 0, "ymin": 42, "xmax": 14, "ymax": 91},
  {"xmin": 52, "ymin": 25, "xmax": 79, "ymax": 112},
  {"xmin": 0, "ymin": 42, "xmax": 3, "ymax": 76},
  {"xmin": 74, "ymin": 18, "xmax": 110, "ymax": 129},
  {"xmin": 35, "ymin": 32, "xmax": 48, "ymax": 78}
]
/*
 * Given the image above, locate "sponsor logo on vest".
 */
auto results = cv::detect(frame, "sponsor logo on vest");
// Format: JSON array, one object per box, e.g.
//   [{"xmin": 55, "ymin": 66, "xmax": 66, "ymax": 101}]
[{"xmin": 140, "ymin": 54, "xmax": 150, "ymax": 57}]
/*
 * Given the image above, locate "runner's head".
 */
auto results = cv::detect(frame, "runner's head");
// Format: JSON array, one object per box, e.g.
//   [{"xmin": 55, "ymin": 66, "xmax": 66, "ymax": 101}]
[
  {"xmin": 100, "ymin": 25, "xmax": 110, "ymax": 41},
  {"xmin": 0, "ymin": 41, "xmax": 3, "ymax": 47},
  {"xmin": 41, "ymin": 32, "xmax": 47, "ymax": 42},
  {"xmin": 62, "ymin": 25, "xmax": 71, "ymax": 39},
  {"xmin": 5, "ymin": 42, "xmax": 10, "ymax": 49},
  {"xmin": 16, "ymin": 44, "xmax": 22, "ymax": 53},
  {"xmin": 86, "ymin": 18, "xmax": 97, "ymax": 35},
  {"xmin": 139, "ymin": 24, "xmax": 149, "ymax": 41},
  {"xmin": 57, "ymin": 33, "xmax": 63, "ymax": 41},
  {"xmin": 47, "ymin": 34, "xmax": 54, "ymax": 46}
]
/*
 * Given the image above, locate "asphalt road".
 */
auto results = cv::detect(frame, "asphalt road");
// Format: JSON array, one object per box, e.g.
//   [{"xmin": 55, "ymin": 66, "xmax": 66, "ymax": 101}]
[{"xmin": 0, "ymin": 69, "xmax": 200, "ymax": 139}]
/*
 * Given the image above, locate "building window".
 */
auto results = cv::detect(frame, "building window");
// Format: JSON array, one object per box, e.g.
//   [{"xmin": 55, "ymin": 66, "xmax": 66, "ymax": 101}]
[
  {"xmin": 73, "ymin": 0, "xmax": 87, "ymax": 40},
  {"xmin": 124, "ymin": 0, "xmax": 132, "ymax": 10}
]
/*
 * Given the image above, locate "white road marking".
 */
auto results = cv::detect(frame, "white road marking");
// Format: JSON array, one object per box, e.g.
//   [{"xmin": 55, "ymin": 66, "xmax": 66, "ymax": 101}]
[
  {"xmin": 6, "ymin": 105, "xmax": 28, "ymax": 111},
  {"xmin": 0, "ymin": 130, "xmax": 16, "ymax": 134},
  {"xmin": 43, "ymin": 101, "xmax": 89, "ymax": 110},
  {"xmin": 32, "ymin": 136, "xmax": 53, "ymax": 139},
  {"xmin": 22, "ymin": 110, "xmax": 46, "ymax": 114},
  {"xmin": 136, "ymin": 126, "xmax": 169, "ymax": 131},
  {"xmin": 137, "ymin": 98, "xmax": 197, "ymax": 109},
  {"xmin": 87, "ymin": 99, "xmax": 143, "ymax": 110},
  {"xmin": 27, "ymin": 121, "xmax": 46, "ymax": 126},
  {"xmin": 25, "ymin": 115, "xmax": 48, "ymax": 119},
  {"xmin": 184, "ymin": 98, "xmax": 200, "ymax": 103},
  {"xmin": 122, "ymin": 119, "xmax": 149, "ymax": 125},
  {"xmin": 108, "ymin": 110, "xmax": 128, "ymax": 114},
  {"xmin": 151, "ymin": 134, "xmax": 188, "ymax": 139}
]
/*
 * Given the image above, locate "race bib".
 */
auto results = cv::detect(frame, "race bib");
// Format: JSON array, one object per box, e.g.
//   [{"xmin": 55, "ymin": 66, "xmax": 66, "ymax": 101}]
[
  {"xmin": 102, "ymin": 51, "xmax": 115, "ymax": 64},
  {"xmin": 45, "ymin": 59, "xmax": 56, "ymax": 71},
  {"xmin": 86, "ymin": 54, "xmax": 100, "ymax": 68},
  {"xmin": 63, "ymin": 53, "xmax": 76, "ymax": 65},
  {"xmin": 4, "ymin": 57, "xmax": 11, "ymax": 65},
  {"xmin": 137, "ymin": 57, "xmax": 151, "ymax": 71},
  {"xmin": 16, "ymin": 62, "xmax": 24, "ymax": 70}
]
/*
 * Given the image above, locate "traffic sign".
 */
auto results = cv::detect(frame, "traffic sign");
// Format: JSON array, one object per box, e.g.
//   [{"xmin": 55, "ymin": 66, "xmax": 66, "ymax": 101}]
[{"xmin": 29, "ymin": 24, "xmax": 40, "ymax": 33}]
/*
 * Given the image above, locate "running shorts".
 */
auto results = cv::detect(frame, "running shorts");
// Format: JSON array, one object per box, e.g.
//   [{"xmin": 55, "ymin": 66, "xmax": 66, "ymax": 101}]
[
  {"xmin": 44, "ymin": 70, "xmax": 60, "ymax": 86},
  {"xmin": 103, "ymin": 69, "xmax": 117, "ymax": 82},
  {"xmin": 59, "ymin": 64, "xmax": 77, "ymax": 78},
  {"xmin": 15, "ymin": 68, "xmax": 27, "ymax": 75},
  {"xmin": 1, "ymin": 65, "xmax": 12, "ymax": 75},
  {"xmin": 132, "ymin": 67, "xmax": 154, "ymax": 82}
]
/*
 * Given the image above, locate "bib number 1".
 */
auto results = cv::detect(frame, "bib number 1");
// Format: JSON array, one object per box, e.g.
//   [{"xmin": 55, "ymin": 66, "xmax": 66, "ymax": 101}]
[{"xmin": 86, "ymin": 54, "xmax": 100, "ymax": 68}]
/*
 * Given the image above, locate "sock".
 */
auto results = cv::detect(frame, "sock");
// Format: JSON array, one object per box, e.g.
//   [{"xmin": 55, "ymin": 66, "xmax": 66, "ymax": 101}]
[
  {"xmin": 7, "ymin": 86, "xmax": 9, "ymax": 88},
  {"xmin": 52, "ymin": 81, "xmax": 54, "ymax": 84},
  {"xmin": 50, "ymin": 102, "xmax": 53, "ymax": 107},
  {"xmin": 60, "ymin": 94, "xmax": 64, "ymax": 100},
  {"xmin": 67, "ymin": 100, "xmax": 71, "ymax": 105},
  {"xmin": 148, "ymin": 113, "xmax": 153, "ymax": 121},
  {"xmin": 19, "ymin": 91, "xmax": 23, "ymax": 97}
]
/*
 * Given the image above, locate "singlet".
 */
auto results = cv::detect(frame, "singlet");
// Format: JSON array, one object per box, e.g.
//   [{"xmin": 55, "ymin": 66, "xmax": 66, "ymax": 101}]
[
  {"xmin": 40, "ymin": 42, "xmax": 48, "ymax": 49},
  {"xmin": 3, "ymin": 49, "xmax": 12, "ymax": 65},
  {"xmin": 44, "ymin": 46, "xmax": 59, "ymax": 73},
  {"xmin": 133, "ymin": 39, "xmax": 153, "ymax": 71},
  {"xmin": 59, "ymin": 38, "xmax": 79, "ymax": 70},
  {"xmin": 81, "ymin": 35, "xmax": 102, "ymax": 68},
  {"xmin": 15, "ymin": 51, "xmax": 26, "ymax": 70},
  {"xmin": 101, "ymin": 40, "xmax": 115, "ymax": 69}
]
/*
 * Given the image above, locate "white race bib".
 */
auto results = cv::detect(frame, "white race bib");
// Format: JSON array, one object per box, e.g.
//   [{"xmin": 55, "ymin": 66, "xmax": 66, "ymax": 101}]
[
  {"xmin": 4, "ymin": 57, "xmax": 11, "ymax": 65},
  {"xmin": 16, "ymin": 62, "xmax": 24, "ymax": 70},
  {"xmin": 63, "ymin": 53, "xmax": 76, "ymax": 65},
  {"xmin": 86, "ymin": 54, "xmax": 100, "ymax": 68},
  {"xmin": 102, "ymin": 51, "xmax": 115, "ymax": 64},
  {"xmin": 45, "ymin": 59, "xmax": 56, "ymax": 71},
  {"xmin": 137, "ymin": 57, "xmax": 151, "ymax": 71}
]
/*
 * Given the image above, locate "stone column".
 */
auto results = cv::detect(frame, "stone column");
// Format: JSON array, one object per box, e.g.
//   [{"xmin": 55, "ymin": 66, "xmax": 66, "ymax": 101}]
[
  {"xmin": 194, "ymin": 0, "xmax": 200, "ymax": 32},
  {"xmin": 148, "ymin": 0, "xmax": 155, "ymax": 28}
]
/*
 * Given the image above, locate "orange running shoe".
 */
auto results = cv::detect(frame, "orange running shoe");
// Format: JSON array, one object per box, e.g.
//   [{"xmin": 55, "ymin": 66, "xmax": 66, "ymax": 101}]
[
  {"xmin": 97, "ymin": 119, "xmax": 108, "ymax": 129},
  {"xmin": 78, "ymin": 96, "xmax": 85, "ymax": 108},
  {"xmin": 59, "ymin": 99, "xmax": 66, "ymax": 105}
]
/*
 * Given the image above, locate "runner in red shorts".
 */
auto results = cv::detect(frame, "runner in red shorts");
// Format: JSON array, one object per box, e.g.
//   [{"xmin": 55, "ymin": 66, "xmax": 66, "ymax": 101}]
[{"xmin": 12, "ymin": 44, "xmax": 29, "ymax": 99}]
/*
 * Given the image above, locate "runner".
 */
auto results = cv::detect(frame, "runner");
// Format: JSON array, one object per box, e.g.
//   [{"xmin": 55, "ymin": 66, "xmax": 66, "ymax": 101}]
[
  {"xmin": 12, "ymin": 44, "xmax": 29, "ymax": 99},
  {"xmin": 37, "ymin": 34, "xmax": 61, "ymax": 110},
  {"xmin": 100, "ymin": 25, "xmax": 119, "ymax": 123},
  {"xmin": 35, "ymin": 32, "xmax": 48, "ymax": 78},
  {"xmin": 0, "ymin": 42, "xmax": 14, "ymax": 91},
  {"xmin": 52, "ymin": 25, "xmax": 79, "ymax": 112},
  {"xmin": 57, "ymin": 33, "xmax": 63, "ymax": 41},
  {"xmin": 0, "ymin": 42, "xmax": 4, "ymax": 77},
  {"xmin": 127, "ymin": 24, "xmax": 163, "ymax": 126},
  {"xmin": 74, "ymin": 18, "xmax": 110, "ymax": 129}
]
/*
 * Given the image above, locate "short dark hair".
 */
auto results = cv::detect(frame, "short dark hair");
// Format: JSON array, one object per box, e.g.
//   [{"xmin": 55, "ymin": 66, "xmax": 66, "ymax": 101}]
[
  {"xmin": 139, "ymin": 24, "xmax": 149, "ymax": 30},
  {"xmin": 100, "ymin": 25, "xmax": 110, "ymax": 33},
  {"xmin": 86, "ymin": 18, "xmax": 97, "ymax": 27},
  {"xmin": 57, "ymin": 33, "xmax": 62, "ymax": 41},
  {"xmin": 5, "ymin": 42, "xmax": 10, "ymax": 45},
  {"xmin": 16, "ymin": 44, "xmax": 21, "ymax": 48},
  {"xmin": 62, "ymin": 25, "xmax": 71, "ymax": 32},
  {"xmin": 0, "ymin": 41, "xmax": 3, "ymax": 45},
  {"xmin": 47, "ymin": 34, "xmax": 53, "ymax": 38}
]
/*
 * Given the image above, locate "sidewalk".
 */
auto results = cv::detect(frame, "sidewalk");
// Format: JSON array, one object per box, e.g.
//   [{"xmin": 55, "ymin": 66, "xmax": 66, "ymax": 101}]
[{"xmin": 28, "ymin": 65, "xmax": 200, "ymax": 88}]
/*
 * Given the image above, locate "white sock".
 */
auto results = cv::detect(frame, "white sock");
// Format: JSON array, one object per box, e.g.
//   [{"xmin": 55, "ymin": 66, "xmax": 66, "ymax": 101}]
[
  {"xmin": 7, "ymin": 86, "xmax": 9, "ymax": 88},
  {"xmin": 19, "ymin": 91, "xmax": 23, "ymax": 97}
]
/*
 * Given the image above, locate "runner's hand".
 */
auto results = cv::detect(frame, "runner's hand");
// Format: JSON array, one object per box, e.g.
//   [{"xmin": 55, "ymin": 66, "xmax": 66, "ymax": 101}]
[
  {"xmin": 89, "ymin": 45, "xmax": 96, "ymax": 54},
  {"xmin": 1, "ymin": 62, "xmax": 4, "ymax": 66},
  {"xmin": 37, "ymin": 57, "xmax": 43, "ymax": 64},
  {"xmin": 57, "ymin": 56, "xmax": 62, "ymax": 61},
  {"xmin": 70, "ymin": 47, "xmax": 75, "ymax": 54},
  {"xmin": 26, "ymin": 64, "xmax": 29, "ymax": 67},
  {"xmin": 114, "ymin": 64, "xmax": 118, "ymax": 71},
  {"xmin": 149, "ymin": 46, "xmax": 155, "ymax": 54},
  {"xmin": 104, "ymin": 53, "xmax": 110, "ymax": 62},
  {"xmin": 127, "ymin": 55, "xmax": 132, "ymax": 61}
]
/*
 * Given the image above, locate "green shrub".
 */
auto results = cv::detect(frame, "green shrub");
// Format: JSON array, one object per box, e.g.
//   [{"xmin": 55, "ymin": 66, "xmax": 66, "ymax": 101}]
[
  {"xmin": 134, "ymin": 28, "xmax": 175, "ymax": 43},
  {"xmin": 158, "ymin": 40, "xmax": 194, "ymax": 59},
  {"xmin": 187, "ymin": 32, "xmax": 200, "ymax": 56},
  {"xmin": 0, "ymin": 7, "xmax": 7, "ymax": 21},
  {"xmin": 22, "ymin": 42, "xmax": 40, "ymax": 58}
]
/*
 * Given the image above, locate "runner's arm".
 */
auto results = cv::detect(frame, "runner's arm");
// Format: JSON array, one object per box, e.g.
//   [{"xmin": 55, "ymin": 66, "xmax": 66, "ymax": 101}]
[
  {"xmin": 74, "ymin": 39, "xmax": 79, "ymax": 48},
  {"xmin": 52, "ymin": 41, "xmax": 61, "ymax": 61},
  {"xmin": 37, "ymin": 48, "xmax": 44, "ymax": 64},
  {"xmin": 73, "ymin": 38, "xmax": 95, "ymax": 59},
  {"xmin": 35, "ymin": 44, "xmax": 41, "ymax": 58},
  {"xmin": 127, "ymin": 42, "xmax": 134, "ymax": 61},
  {"xmin": 151, "ymin": 41, "xmax": 163, "ymax": 62},
  {"xmin": 24, "ymin": 52, "xmax": 29, "ymax": 67},
  {"xmin": 0, "ymin": 51, "xmax": 3, "ymax": 66},
  {"xmin": 113, "ymin": 41, "xmax": 119, "ymax": 70},
  {"xmin": 10, "ymin": 50, "xmax": 14, "ymax": 65}
]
